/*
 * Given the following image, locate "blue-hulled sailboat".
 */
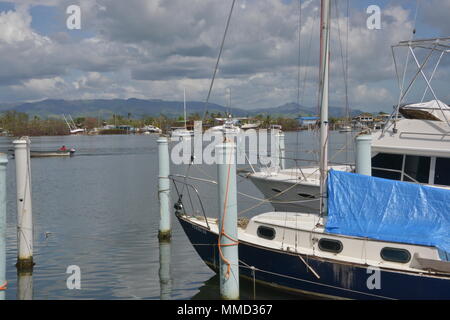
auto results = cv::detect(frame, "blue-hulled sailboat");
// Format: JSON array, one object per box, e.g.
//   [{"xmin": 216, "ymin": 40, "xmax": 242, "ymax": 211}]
[{"xmin": 173, "ymin": 0, "xmax": 450, "ymax": 299}]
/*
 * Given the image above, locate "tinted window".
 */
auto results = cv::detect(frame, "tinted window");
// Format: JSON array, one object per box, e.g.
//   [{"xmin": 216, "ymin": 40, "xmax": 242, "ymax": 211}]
[
  {"xmin": 403, "ymin": 155, "xmax": 430, "ymax": 183},
  {"xmin": 380, "ymin": 247, "xmax": 411, "ymax": 263},
  {"xmin": 257, "ymin": 226, "xmax": 276, "ymax": 240},
  {"xmin": 298, "ymin": 193, "xmax": 315, "ymax": 199},
  {"xmin": 372, "ymin": 153, "xmax": 403, "ymax": 181},
  {"xmin": 435, "ymin": 157, "xmax": 450, "ymax": 186},
  {"xmin": 318, "ymin": 239, "xmax": 343, "ymax": 253}
]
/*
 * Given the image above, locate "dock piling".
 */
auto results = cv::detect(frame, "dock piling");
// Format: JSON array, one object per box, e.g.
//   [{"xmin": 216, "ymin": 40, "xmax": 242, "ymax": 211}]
[
  {"xmin": 355, "ymin": 134, "xmax": 372, "ymax": 176},
  {"xmin": 216, "ymin": 140, "xmax": 239, "ymax": 300},
  {"xmin": 278, "ymin": 131, "xmax": 286, "ymax": 170},
  {"xmin": 13, "ymin": 138, "xmax": 34, "ymax": 271},
  {"xmin": 0, "ymin": 154, "xmax": 8, "ymax": 300},
  {"xmin": 157, "ymin": 136, "xmax": 171, "ymax": 242}
]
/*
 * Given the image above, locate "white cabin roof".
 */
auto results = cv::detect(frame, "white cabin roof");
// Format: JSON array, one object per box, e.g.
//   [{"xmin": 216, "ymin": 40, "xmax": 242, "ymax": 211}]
[{"xmin": 373, "ymin": 119, "xmax": 450, "ymax": 157}]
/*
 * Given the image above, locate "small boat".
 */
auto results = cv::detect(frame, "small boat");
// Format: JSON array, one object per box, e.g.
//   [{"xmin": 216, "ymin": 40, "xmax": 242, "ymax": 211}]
[
  {"xmin": 339, "ymin": 125, "xmax": 352, "ymax": 133},
  {"xmin": 30, "ymin": 148, "xmax": 76, "ymax": 158},
  {"xmin": 170, "ymin": 88, "xmax": 194, "ymax": 141},
  {"xmin": 241, "ymin": 121, "xmax": 261, "ymax": 130}
]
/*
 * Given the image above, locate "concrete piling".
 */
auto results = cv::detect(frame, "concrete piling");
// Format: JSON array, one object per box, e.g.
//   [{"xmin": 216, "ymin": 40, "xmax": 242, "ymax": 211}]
[
  {"xmin": 355, "ymin": 134, "xmax": 372, "ymax": 176},
  {"xmin": 216, "ymin": 140, "xmax": 239, "ymax": 300},
  {"xmin": 0, "ymin": 154, "xmax": 8, "ymax": 300},
  {"xmin": 158, "ymin": 136, "xmax": 171, "ymax": 242},
  {"xmin": 277, "ymin": 131, "xmax": 286, "ymax": 170},
  {"xmin": 13, "ymin": 138, "xmax": 34, "ymax": 271}
]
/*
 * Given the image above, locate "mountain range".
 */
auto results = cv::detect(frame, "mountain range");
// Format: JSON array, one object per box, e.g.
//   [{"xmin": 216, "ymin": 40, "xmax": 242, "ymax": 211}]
[{"xmin": 0, "ymin": 98, "xmax": 363, "ymax": 119}]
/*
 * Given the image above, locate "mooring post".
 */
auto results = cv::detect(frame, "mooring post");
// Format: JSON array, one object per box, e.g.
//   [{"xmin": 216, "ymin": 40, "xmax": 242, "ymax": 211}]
[
  {"xmin": 216, "ymin": 140, "xmax": 239, "ymax": 300},
  {"xmin": 157, "ymin": 136, "xmax": 171, "ymax": 242},
  {"xmin": 13, "ymin": 138, "xmax": 34, "ymax": 271},
  {"xmin": 0, "ymin": 154, "xmax": 8, "ymax": 300},
  {"xmin": 278, "ymin": 131, "xmax": 286, "ymax": 170},
  {"xmin": 355, "ymin": 134, "xmax": 372, "ymax": 176}
]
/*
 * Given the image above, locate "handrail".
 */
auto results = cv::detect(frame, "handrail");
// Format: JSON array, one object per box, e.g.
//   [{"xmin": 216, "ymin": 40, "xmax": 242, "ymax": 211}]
[{"xmin": 169, "ymin": 175, "xmax": 210, "ymax": 229}]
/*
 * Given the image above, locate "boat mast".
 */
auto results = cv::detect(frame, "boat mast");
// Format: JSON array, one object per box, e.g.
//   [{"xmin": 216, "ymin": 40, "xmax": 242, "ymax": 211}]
[
  {"xmin": 184, "ymin": 88, "xmax": 187, "ymax": 130},
  {"xmin": 319, "ymin": 0, "xmax": 331, "ymax": 217}
]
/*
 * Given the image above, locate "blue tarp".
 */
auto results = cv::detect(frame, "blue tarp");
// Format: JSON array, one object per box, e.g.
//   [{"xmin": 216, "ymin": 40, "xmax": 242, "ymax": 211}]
[{"xmin": 326, "ymin": 170, "xmax": 450, "ymax": 253}]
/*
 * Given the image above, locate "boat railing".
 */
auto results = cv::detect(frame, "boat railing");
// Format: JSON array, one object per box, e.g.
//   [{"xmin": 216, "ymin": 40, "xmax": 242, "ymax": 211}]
[{"xmin": 169, "ymin": 174, "xmax": 211, "ymax": 229}]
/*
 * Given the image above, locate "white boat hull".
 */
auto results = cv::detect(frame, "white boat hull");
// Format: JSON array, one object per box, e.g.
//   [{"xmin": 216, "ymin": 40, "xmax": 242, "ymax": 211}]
[{"xmin": 247, "ymin": 166, "xmax": 353, "ymax": 213}]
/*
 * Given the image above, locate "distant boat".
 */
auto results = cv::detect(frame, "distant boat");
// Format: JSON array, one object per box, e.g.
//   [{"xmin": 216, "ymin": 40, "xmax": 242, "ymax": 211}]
[
  {"xmin": 170, "ymin": 88, "xmax": 193, "ymax": 141},
  {"xmin": 210, "ymin": 114, "xmax": 242, "ymax": 134},
  {"xmin": 63, "ymin": 114, "xmax": 86, "ymax": 135},
  {"xmin": 142, "ymin": 125, "xmax": 162, "ymax": 133},
  {"xmin": 241, "ymin": 121, "xmax": 261, "ymax": 130},
  {"xmin": 339, "ymin": 125, "xmax": 352, "ymax": 133},
  {"xmin": 30, "ymin": 148, "xmax": 76, "ymax": 158}
]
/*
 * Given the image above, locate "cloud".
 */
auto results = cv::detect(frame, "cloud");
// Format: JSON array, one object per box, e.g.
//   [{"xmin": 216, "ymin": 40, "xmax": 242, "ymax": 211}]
[{"xmin": 0, "ymin": 0, "xmax": 448, "ymax": 113}]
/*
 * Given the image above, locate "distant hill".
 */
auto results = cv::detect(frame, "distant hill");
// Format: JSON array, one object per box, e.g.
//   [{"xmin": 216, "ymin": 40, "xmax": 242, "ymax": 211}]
[
  {"xmin": 0, "ymin": 98, "xmax": 363, "ymax": 119},
  {"xmin": 251, "ymin": 102, "xmax": 363, "ymax": 118}
]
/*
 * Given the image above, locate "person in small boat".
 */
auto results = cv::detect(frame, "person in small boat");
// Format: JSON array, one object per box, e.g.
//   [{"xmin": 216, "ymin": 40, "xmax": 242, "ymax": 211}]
[{"xmin": 59, "ymin": 145, "xmax": 67, "ymax": 152}]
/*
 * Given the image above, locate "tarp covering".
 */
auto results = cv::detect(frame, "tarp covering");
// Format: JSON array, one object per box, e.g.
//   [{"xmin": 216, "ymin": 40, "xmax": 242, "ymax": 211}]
[{"xmin": 326, "ymin": 170, "xmax": 450, "ymax": 253}]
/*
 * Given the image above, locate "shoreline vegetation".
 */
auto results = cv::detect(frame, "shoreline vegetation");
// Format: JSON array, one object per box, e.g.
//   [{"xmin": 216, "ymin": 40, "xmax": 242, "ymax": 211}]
[{"xmin": 0, "ymin": 110, "xmax": 347, "ymax": 137}]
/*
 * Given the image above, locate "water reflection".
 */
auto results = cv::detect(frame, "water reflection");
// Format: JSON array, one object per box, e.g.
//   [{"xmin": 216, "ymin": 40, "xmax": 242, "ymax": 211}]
[
  {"xmin": 17, "ymin": 271, "xmax": 33, "ymax": 300},
  {"xmin": 159, "ymin": 241, "xmax": 172, "ymax": 300},
  {"xmin": 192, "ymin": 274, "xmax": 310, "ymax": 300}
]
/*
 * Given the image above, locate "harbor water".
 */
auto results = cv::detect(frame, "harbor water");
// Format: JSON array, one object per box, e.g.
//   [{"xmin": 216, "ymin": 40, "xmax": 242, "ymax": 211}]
[{"xmin": 0, "ymin": 131, "xmax": 354, "ymax": 300}]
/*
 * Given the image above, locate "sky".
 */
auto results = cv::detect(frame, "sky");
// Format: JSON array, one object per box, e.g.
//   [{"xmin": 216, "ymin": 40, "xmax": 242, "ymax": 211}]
[{"xmin": 0, "ymin": 0, "xmax": 449, "ymax": 112}]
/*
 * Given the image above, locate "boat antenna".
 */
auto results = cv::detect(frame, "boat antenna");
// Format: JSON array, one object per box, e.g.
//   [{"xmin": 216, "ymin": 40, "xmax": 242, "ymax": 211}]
[
  {"xmin": 202, "ymin": 0, "xmax": 236, "ymax": 121},
  {"xmin": 319, "ymin": 0, "xmax": 331, "ymax": 218}
]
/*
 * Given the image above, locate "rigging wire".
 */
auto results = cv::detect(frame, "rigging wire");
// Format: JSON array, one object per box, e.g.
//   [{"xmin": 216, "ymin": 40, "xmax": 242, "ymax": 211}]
[
  {"xmin": 334, "ymin": 0, "xmax": 350, "ymax": 162},
  {"xmin": 202, "ymin": 0, "xmax": 237, "ymax": 121},
  {"xmin": 295, "ymin": 0, "xmax": 303, "ymax": 161}
]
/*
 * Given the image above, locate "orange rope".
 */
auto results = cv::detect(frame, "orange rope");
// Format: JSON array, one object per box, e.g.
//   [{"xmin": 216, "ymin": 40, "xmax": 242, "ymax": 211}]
[
  {"xmin": 218, "ymin": 141, "xmax": 239, "ymax": 280},
  {"xmin": 0, "ymin": 281, "xmax": 7, "ymax": 291}
]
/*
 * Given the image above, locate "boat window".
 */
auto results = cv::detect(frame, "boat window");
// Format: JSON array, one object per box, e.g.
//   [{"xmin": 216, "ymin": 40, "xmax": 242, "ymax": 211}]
[
  {"xmin": 318, "ymin": 238, "xmax": 343, "ymax": 254},
  {"xmin": 403, "ymin": 155, "xmax": 430, "ymax": 183},
  {"xmin": 372, "ymin": 153, "xmax": 403, "ymax": 181},
  {"xmin": 298, "ymin": 193, "xmax": 315, "ymax": 199},
  {"xmin": 380, "ymin": 247, "xmax": 411, "ymax": 263},
  {"xmin": 271, "ymin": 188, "xmax": 282, "ymax": 194},
  {"xmin": 434, "ymin": 157, "xmax": 450, "ymax": 186},
  {"xmin": 257, "ymin": 226, "xmax": 276, "ymax": 240}
]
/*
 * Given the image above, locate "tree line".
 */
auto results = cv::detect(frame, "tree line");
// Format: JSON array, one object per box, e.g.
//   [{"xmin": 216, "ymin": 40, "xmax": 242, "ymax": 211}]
[{"xmin": 0, "ymin": 110, "xmax": 307, "ymax": 137}]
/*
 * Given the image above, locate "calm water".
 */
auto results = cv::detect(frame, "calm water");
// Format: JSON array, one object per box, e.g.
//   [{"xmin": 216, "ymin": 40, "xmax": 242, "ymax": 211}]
[{"xmin": 0, "ymin": 131, "xmax": 354, "ymax": 300}]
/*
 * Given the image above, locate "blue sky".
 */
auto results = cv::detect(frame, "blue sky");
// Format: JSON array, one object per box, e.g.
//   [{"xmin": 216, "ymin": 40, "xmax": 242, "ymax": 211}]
[{"xmin": 0, "ymin": 0, "xmax": 449, "ymax": 112}]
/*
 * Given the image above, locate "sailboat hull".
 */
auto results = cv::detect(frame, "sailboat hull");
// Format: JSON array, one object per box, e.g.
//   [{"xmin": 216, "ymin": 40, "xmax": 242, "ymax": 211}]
[
  {"xmin": 249, "ymin": 175, "xmax": 320, "ymax": 213},
  {"xmin": 177, "ymin": 214, "xmax": 450, "ymax": 300}
]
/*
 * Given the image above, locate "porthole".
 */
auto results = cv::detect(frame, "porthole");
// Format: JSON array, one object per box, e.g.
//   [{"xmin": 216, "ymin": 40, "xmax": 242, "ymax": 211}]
[
  {"xmin": 318, "ymin": 238, "xmax": 343, "ymax": 253},
  {"xmin": 380, "ymin": 247, "xmax": 411, "ymax": 263},
  {"xmin": 257, "ymin": 226, "xmax": 276, "ymax": 240},
  {"xmin": 298, "ymin": 193, "xmax": 316, "ymax": 199}
]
